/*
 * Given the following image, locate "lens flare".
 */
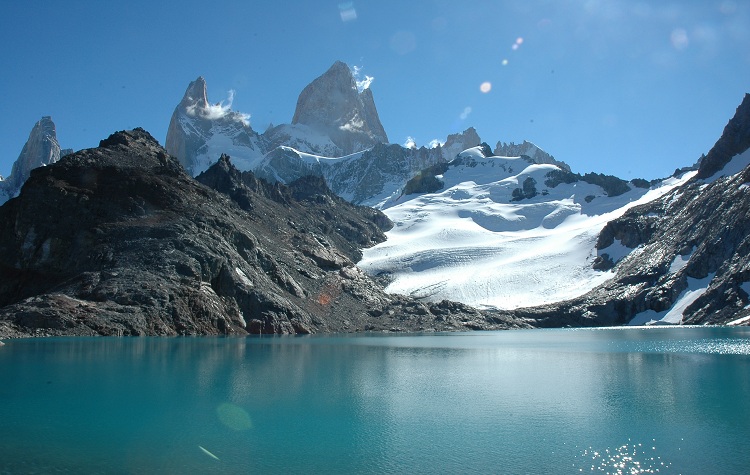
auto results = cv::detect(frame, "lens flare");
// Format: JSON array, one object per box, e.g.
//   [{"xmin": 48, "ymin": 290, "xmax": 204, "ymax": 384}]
[
  {"xmin": 338, "ymin": 2, "xmax": 357, "ymax": 22},
  {"xmin": 390, "ymin": 30, "xmax": 417, "ymax": 55},
  {"xmin": 502, "ymin": 59, "xmax": 509, "ymax": 66},
  {"xmin": 216, "ymin": 403, "xmax": 253, "ymax": 431},
  {"xmin": 670, "ymin": 28, "xmax": 689, "ymax": 50},
  {"xmin": 480, "ymin": 82, "xmax": 492, "ymax": 93}
]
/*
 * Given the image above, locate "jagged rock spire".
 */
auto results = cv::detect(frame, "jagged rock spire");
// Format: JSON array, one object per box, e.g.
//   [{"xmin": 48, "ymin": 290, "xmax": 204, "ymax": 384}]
[
  {"xmin": 0, "ymin": 116, "xmax": 63, "ymax": 202},
  {"xmin": 179, "ymin": 76, "xmax": 210, "ymax": 111},
  {"xmin": 165, "ymin": 76, "xmax": 261, "ymax": 176}
]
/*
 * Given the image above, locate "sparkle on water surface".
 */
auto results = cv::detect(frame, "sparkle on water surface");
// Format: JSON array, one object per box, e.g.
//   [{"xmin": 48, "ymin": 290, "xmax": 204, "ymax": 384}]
[{"xmin": 0, "ymin": 326, "xmax": 748, "ymax": 473}]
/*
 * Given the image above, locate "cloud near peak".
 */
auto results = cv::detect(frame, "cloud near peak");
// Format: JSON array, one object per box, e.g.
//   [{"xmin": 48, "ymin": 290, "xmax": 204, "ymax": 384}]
[
  {"xmin": 352, "ymin": 65, "xmax": 374, "ymax": 92},
  {"xmin": 186, "ymin": 89, "xmax": 251, "ymax": 126}
]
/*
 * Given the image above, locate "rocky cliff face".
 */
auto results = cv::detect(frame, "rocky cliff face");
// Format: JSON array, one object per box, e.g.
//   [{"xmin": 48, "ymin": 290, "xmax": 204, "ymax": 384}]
[
  {"xmin": 290, "ymin": 61, "xmax": 388, "ymax": 154},
  {"xmin": 515, "ymin": 95, "xmax": 750, "ymax": 327},
  {"xmin": 696, "ymin": 93, "xmax": 750, "ymax": 179},
  {"xmin": 0, "ymin": 128, "xmax": 526, "ymax": 338},
  {"xmin": 441, "ymin": 127, "xmax": 481, "ymax": 160},
  {"xmin": 494, "ymin": 140, "xmax": 570, "ymax": 172},
  {"xmin": 0, "ymin": 117, "xmax": 68, "ymax": 204}
]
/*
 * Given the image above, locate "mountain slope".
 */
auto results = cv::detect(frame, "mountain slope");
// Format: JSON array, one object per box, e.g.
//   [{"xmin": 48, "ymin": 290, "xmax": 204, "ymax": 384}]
[
  {"xmin": 254, "ymin": 142, "xmax": 447, "ymax": 206},
  {"xmin": 696, "ymin": 93, "xmax": 750, "ymax": 179},
  {"xmin": 356, "ymin": 94, "xmax": 750, "ymax": 327},
  {"xmin": 515, "ymin": 97, "xmax": 750, "ymax": 327},
  {"xmin": 0, "ymin": 129, "xmax": 526, "ymax": 338}
]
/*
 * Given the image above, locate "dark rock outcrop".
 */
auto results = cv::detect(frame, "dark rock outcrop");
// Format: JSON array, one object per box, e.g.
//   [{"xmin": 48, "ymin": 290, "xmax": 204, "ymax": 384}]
[
  {"xmin": 0, "ymin": 129, "xmax": 527, "ymax": 337},
  {"xmin": 402, "ymin": 162, "xmax": 450, "ymax": 196}
]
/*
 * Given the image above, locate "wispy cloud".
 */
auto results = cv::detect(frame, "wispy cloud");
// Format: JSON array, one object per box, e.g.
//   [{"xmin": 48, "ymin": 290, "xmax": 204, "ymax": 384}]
[
  {"xmin": 352, "ymin": 65, "xmax": 374, "ymax": 92},
  {"xmin": 403, "ymin": 136, "xmax": 417, "ymax": 149},
  {"xmin": 186, "ymin": 89, "xmax": 251, "ymax": 126},
  {"xmin": 428, "ymin": 139, "xmax": 444, "ymax": 149}
]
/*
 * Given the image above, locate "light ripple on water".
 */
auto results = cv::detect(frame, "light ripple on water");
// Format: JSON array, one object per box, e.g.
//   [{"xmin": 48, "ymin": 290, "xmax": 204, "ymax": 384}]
[
  {"xmin": 1, "ymin": 327, "xmax": 748, "ymax": 474},
  {"xmin": 626, "ymin": 338, "xmax": 750, "ymax": 355}
]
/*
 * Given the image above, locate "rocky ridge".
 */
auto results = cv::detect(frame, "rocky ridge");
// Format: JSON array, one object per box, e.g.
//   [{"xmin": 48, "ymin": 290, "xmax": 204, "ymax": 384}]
[
  {"xmin": 254, "ymin": 142, "xmax": 446, "ymax": 206},
  {"xmin": 0, "ymin": 129, "xmax": 526, "ymax": 338},
  {"xmin": 165, "ymin": 62, "xmax": 568, "ymax": 207},
  {"xmin": 494, "ymin": 140, "xmax": 571, "ymax": 172},
  {"xmin": 696, "ymin": 93, "xmax": 750, "ymax": 179},
  {"xmin": 514, "ymin": 97, "xmax": 750, "ymax": 327}
]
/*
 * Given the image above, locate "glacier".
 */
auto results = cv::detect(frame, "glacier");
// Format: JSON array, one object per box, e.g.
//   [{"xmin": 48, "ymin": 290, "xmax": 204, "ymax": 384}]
[{"xmin": 359, "ymin": 146, "xmax": 696, "ymax": 310}]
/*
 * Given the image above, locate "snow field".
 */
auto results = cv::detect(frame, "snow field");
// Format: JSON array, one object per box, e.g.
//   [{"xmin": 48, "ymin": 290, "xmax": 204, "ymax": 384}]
[{"xmin": 359, "ymin": 153, "xmax": 696, "ymax": 310}]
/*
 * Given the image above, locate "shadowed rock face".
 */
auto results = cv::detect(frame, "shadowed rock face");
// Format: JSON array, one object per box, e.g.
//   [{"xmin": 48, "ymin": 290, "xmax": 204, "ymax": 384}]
[
  {"xmin": 0, "ymin": 128, "xmax": 527, "ymax": 337},
  {"xmin": 697, "ymin": 93, "xmax": 750, "ymax": 180}
]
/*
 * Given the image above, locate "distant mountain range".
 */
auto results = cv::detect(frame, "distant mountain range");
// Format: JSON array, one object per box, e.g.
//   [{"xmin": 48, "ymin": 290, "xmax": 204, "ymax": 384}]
[{"xmin": 1, "ymin": 61, "xmax": 748, "ymax": 336}]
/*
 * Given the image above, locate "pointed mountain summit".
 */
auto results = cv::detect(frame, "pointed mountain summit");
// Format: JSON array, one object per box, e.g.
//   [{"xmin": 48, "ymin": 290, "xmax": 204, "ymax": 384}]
[
  {"xmin": 290, "ymin": 61, "xmax": 388, "ymax": 154},
  {"xmin": 165, "ymin": 76, "xmax": 264, "ymax": 176},
  {"xmin": 174, "ymin": 76, "xmax": 210, "ymax": 113},
  {"xmin": 166, "ymin": 63, "xmax": 392, "ymax": 180},
  {"xmin": 0, "ymin": 116, "xmax": 69, "ymax": 204}
]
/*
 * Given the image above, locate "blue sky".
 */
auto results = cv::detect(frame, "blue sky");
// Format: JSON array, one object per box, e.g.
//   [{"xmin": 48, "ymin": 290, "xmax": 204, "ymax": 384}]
[{"xmin": 1, "ymin": 0, "xmax": 748, "ymax": 180}]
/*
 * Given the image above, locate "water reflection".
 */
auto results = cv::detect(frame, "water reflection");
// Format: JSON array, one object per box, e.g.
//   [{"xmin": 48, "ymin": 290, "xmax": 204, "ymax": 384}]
[{"xmin": 0, "ymin": 328, "xmax": 748, "ymax": 473}]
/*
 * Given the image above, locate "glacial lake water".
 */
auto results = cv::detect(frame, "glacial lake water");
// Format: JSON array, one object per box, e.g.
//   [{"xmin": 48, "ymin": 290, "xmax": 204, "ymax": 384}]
[{"xmin": 1, "ymin": 327, "xmax": 749, "ymax": 474}]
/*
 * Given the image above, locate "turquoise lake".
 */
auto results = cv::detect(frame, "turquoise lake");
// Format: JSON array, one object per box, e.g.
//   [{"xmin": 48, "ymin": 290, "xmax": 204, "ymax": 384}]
[{"xmin": 1, "ymin": 327, "xmax": 749, "ymax": 474}]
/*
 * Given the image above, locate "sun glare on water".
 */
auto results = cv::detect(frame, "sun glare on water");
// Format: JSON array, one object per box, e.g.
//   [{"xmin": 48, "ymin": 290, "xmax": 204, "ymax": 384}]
[{"xmin": 574, "ymin": 440, "xmax": 677, "ymax": 474}]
